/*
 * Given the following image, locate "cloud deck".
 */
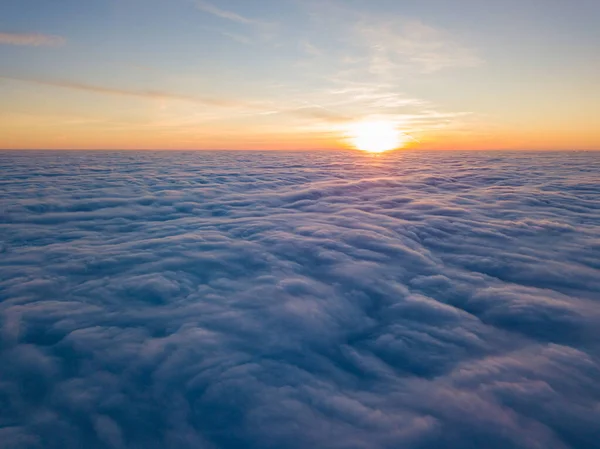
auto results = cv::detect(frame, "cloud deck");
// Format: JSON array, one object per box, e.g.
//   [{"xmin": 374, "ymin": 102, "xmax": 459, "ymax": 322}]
[{"xmin": 1, "ymin": 150, "xmax": 599, "ymax": 449}]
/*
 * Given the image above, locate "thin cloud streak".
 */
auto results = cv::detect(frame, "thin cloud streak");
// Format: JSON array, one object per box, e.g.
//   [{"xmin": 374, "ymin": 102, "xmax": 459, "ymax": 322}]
[
  {"xmin": 0, "ymin": 32, "xmax": 65, "ymax": 47},
  {"xmin": 195, "ymin": 0, "xmax": 260, "ymax": 25},
  {"xmin": 220, "ymin": 31, "xmax": 253, "ymax": 45},
  {"xmin": 0, "ymin": 76, "xmax": 242, "ymax": 107}
]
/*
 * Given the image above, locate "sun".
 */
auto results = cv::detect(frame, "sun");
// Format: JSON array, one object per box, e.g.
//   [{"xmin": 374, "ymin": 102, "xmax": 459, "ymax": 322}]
[{"xmin": 348, "ymin": 121, "xmax": 407, "ymax": 153}]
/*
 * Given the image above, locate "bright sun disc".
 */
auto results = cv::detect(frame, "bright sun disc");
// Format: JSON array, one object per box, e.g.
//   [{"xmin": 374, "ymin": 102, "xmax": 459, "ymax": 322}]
[{"xmin": 349, "ymin": 121, "xmax": 405, "ymax": 153}]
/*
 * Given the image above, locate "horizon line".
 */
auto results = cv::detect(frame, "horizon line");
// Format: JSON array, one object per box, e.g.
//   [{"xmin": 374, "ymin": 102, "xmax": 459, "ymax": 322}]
[{"xmin": 1, "ymin": 148, "xmax": 598, "ymax": 152}]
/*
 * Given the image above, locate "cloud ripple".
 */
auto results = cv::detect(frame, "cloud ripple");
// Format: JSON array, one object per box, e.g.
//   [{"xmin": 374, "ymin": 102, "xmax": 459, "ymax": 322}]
[{"xmin": 0, "ymin": 150, "xmax": 599, "ymax": 449}]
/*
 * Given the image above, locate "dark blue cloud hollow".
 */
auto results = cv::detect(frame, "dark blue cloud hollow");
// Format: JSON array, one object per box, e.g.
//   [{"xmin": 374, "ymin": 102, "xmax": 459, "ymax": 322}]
[{"xmin": 1, "ymin": 150, "xmax": 599, "ymax": 449}]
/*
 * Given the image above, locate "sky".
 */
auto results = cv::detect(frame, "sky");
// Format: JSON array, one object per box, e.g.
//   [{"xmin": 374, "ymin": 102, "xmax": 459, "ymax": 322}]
[{"xmin": 0, "ymin": 0, "xmax": 599, "ymax": 150}]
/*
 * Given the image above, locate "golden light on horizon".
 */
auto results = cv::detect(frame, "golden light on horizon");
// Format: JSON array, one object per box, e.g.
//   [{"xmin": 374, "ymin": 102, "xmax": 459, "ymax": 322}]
[{"xmin": 347, "ymin": 121, "xmax": 407, "ymax": 153}]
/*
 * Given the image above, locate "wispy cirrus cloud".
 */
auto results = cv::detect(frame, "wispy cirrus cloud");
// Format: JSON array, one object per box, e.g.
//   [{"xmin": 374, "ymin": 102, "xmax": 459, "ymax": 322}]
[
  {"xmin": 299, "ymin": 40, "xmax": 323, "ymax": 56},
  {"xmin": 220, "ymin": 30, "xmax": 253, "ymax": 45},
  {"xmin": 194, "ymin": 0, "xmax": 277, "ymax": 43},
  {"xmin": 357, "ymin": 19, "xmax": 482, "ymax": 75},
  {"xmin": 195, "ymin": 0, "xmax": 262, "ymax": 26},
  {"xmin": 0, "ymin": 75, "xmax": 239, "ymax": 107},
  {"xmin": 302, "ymin": 2, "xmax": 482, "ymax": 75},
  {"xmin": 270, "ymin": 3, "xmax": 485, "ymax": 138},
  {"xmin": 0, "ymin": 32, "xmax": 65, "ymax": 47}
]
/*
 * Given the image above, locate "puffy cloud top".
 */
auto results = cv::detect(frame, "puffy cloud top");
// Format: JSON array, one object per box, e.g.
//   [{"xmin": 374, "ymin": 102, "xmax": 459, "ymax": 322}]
[{"xmin": 1, "ymin": 150, "xmax": 599, "ymax": 449}]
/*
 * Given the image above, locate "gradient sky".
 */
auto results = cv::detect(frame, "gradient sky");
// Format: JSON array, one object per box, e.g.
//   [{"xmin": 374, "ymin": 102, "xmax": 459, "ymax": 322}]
[{"xmin": 1, "ymin": 0, "xmax": 599, "ymax": 150}]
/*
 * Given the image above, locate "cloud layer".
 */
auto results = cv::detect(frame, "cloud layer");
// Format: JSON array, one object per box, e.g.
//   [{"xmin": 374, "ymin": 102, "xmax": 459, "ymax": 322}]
[{"xmin": 1, "ymin": 150, "xmax": 599, "ymax": 449}]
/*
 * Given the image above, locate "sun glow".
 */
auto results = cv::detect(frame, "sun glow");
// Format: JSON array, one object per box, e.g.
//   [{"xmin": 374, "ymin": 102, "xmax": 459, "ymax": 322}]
[{"xmin": 348, "ymin": 121, "xmax": 406, "ymax": 153}]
